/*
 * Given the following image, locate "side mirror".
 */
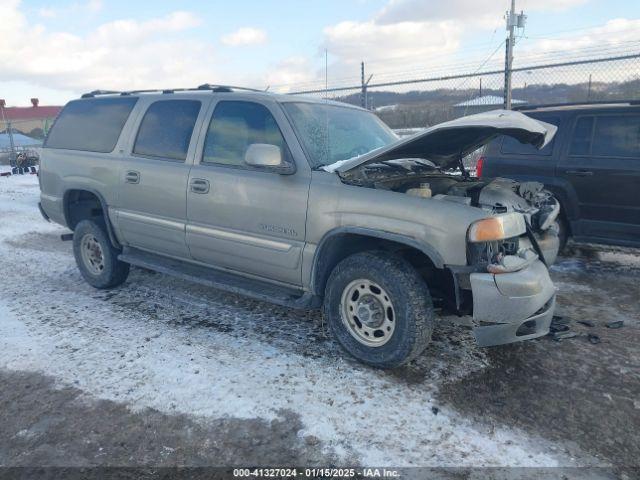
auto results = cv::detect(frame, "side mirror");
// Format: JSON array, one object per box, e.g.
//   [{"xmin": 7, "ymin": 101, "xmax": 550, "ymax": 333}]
[
  {"xmin": 244, "ymin": 143, "xmax": 296, "ymax": 174},
  {"xmin": 244, "ymin": 143, "xmax": 280, "ymax": 166}
]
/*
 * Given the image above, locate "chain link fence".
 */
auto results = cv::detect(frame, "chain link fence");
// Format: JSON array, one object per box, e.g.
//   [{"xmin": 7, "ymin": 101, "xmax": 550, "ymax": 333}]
[{"xmin": 279, "ymin": 45, "xmax": 640, "ymax": 130}]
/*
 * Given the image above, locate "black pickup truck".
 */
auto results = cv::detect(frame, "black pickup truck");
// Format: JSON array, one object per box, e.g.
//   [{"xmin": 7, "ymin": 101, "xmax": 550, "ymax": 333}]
[{"xmin": 480, "ymin": 102, "xmax": 640, "ymax": 249}]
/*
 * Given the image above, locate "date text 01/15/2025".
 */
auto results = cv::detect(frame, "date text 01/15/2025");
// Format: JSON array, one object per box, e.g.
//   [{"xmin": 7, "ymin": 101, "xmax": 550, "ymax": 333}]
[{"xmin": 232, "ymin": 467, "xmax": 400, "ymax": 477}]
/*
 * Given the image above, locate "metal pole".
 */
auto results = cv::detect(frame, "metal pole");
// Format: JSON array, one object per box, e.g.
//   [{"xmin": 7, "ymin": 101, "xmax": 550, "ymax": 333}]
[
  {"xmin": 361, "ymin": 62, "xmax": 366, "ymax": 108},
  {"xmin": 324, "ymin": 49, "xmax": 328, "ymax": 101},
  {"xmin": 504, "ymin": 38, "xmax": 511, "ymax": 109},
  {"xmin": 0, "ymin": 105, "xmax": 16, "ymax": 164},
  {"xmin": 504, "ymin": 0, "xmax": 516, "ymax": 109},
  {"xmin": 587, "ymin": 74, "xmax": 592, "ymax": 101}
]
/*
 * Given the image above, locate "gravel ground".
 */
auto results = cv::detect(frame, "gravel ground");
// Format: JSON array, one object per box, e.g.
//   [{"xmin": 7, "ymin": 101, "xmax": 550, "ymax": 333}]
[{"xmin": 0, "ymin": 175, "xmax": 638, "ymax": 477}]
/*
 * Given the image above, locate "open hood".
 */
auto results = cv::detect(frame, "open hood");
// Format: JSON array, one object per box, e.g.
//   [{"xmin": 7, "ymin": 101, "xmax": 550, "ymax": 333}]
[{"xmin": 328, "ymin": 109, "xmax": 557, "ymax": 174}]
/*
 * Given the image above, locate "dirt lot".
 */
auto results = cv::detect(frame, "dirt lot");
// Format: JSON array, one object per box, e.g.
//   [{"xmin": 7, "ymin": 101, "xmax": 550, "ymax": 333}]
[{"xmin": 0, "ymin": 175, "xmax": 638, "ymax": 478}]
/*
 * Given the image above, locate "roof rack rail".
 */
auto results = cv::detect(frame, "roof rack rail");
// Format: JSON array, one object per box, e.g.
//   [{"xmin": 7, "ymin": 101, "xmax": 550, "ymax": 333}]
[
  {"xmin": 81, "ymin": 90, "xmax": 121, "ymax": 98},
  {"xmin": 196, "ymin": 84, "xmax": 265, "ymax": 92},
  {"xmin": 81, "ymin": 84, "xmax": 267, "ymax": 98},
  {"xmin": 514, "ymin": 99, "xmax": 640, "ymax": 110}
]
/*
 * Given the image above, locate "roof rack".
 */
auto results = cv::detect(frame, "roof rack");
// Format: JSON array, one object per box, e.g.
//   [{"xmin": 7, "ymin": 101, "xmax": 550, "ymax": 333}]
[
  {"xmin": 81, "ymin": 84, "xmax": 267, "ymax": 98},
  {"xmin": 514, "ymin": 99, "xmax": 640, "ymax": 111},
  {"xmin": 196, "ymin": 83, "xmax": 264, "ymax": 92},
  {"xmin": 80, "ymin": 89, "xmax": 122, "ymax": 98}
]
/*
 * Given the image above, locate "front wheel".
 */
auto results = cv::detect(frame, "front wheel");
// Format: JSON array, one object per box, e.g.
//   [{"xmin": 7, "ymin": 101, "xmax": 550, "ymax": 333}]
[
  {"xmin": 323, "ymin": 251, "xmax": 434, "ymax": 368},
  {"xmin": 73, "ymin": 219, "xmax": 129, "ymax": 289}
]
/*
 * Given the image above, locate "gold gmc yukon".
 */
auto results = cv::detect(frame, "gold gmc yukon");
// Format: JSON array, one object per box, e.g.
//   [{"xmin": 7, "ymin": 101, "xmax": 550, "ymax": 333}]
[{"xmin": 39, "ymin": 86, "xmax": 560, "ymax": 368}]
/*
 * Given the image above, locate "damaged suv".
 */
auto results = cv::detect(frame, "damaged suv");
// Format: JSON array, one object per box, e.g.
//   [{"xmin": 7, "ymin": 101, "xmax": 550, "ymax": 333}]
[{"xmin": 39, "ymin": 87, "xmax": 560, "ymax": 368}]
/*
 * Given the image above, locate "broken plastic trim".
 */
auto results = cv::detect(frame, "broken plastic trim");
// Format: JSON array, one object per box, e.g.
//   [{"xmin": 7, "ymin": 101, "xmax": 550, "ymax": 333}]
[
  {"xmin": 525, "ymin": 224, "xmax": 548, "ymax": 267},
  {"xmin": 487, "ymin": 249, "xmax": 538, "ymax": 274}
]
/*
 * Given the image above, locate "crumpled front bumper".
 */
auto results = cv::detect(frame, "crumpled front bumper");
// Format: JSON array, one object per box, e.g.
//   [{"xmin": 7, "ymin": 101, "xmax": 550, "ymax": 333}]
[
  {"xmin": 470, "ymin": 259, "xmax": 556, "ymax": 347},
  {"xmin": 527, "ymin": 228, "xmax": 560, "ymax": 265}
]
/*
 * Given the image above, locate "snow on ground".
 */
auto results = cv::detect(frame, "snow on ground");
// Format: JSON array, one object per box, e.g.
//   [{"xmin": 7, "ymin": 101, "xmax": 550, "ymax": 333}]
[{"xmin": 0, "ymin": 175, "xmax": 598, "ymax": 467}]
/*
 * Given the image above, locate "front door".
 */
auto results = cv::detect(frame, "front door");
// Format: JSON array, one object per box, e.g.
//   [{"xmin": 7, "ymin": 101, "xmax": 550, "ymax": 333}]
[
  {"xmin": 186, "ymin": 99, "xmax": 310, "ymax": 286},
  {"xmin": 116, "ymin": 98, "xmax": 204, "ymax": 258},
  {"xmin": 558, "ymin": 113, "xmax": 640, "ymax": 244}
]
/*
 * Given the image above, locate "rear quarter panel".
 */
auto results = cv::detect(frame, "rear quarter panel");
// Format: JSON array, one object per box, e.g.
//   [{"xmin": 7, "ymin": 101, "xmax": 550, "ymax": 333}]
[
  {"xmin": 39, "ymin": 100, "xmax": 142, "ymax": 231},
  {"xmin": 39, "ymin": 149, "xmax": 123, "ymax": 227}
]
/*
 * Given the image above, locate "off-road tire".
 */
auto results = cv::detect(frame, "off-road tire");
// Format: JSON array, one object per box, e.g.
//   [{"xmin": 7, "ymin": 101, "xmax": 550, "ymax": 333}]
[
  {"xmin": 73, "ymin": 219, "xmax": 129, "ymax": 289},
  {"xmin": 323, "ymin": 250, "xmax": 434, "ymax": 368}
]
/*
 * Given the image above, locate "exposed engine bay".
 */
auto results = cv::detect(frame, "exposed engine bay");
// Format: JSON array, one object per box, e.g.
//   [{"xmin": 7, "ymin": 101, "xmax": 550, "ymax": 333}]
[{"xmin": 339, "ymin": 160, "xmax": 561, "ymax": 266}]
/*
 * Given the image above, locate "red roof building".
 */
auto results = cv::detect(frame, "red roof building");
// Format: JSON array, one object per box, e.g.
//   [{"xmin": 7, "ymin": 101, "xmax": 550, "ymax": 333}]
[{"xmin": 0, "ymin": 98, "xmax": 62, "ymax": 137}]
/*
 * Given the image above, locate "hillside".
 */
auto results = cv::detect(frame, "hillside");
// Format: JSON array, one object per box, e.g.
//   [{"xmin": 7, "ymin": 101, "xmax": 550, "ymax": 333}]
[{"xmin": 335, "ymin": 79, "xmax": 640, "ymax": 128}]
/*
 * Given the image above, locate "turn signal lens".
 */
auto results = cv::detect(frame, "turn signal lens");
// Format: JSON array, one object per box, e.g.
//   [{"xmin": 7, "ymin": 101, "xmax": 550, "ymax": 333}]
[{"xmin": 468, "ymin": 213, "xmax": 526, "ymax": 243}]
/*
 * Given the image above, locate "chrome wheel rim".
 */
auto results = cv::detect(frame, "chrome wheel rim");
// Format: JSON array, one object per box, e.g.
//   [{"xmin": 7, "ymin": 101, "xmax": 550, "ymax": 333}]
[
  {"xmin": 340, "ymin": 279, "xmax": 396, "ymax": 347},
  {"xmin": 80, "ymin": 234, "xmax": 105, "ymax": 275}
]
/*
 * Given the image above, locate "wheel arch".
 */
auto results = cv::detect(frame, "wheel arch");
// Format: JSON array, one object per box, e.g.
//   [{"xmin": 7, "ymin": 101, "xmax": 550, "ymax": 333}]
[
  {"xmin": 310, "ymin": 227, "xmax": 445, "ymax": 297},
  {"xmin": 63, "ymin": 188, "xmax": 121, "ymax": 249}
]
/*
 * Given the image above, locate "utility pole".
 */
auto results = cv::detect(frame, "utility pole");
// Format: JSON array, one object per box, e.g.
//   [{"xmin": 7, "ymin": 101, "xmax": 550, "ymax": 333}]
[{"xmin": 504, "ymin": 0, "xmax": 526, "ymax": 109}]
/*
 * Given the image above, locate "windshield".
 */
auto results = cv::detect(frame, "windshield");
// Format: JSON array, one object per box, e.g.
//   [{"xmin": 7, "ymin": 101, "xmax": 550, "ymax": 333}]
[{"xmin": 282, "ymin": 102, "xmax": 397, "ymax": 168}]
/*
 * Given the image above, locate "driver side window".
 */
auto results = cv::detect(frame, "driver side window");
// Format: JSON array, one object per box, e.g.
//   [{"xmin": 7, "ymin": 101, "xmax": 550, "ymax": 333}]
[{"xmin": 202, "ymin": 101, "xmax": 288, "ymax": 168}]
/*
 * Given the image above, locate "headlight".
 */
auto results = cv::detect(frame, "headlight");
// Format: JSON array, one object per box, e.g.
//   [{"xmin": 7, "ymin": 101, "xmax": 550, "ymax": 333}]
[{"xmin": 468, "ymin": 213, "xmax": 526, "ymax": 243}]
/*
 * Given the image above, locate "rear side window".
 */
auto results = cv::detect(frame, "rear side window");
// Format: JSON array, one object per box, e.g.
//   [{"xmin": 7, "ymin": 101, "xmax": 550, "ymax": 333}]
[
  {"xmin": 202, "ymin": 101, "xmax": 288, "ymax": 167},
  {"xmin": 569, "ymin": 116, "xmax": 594, "ymax": 155},
  {"xmin": 592, "ymin": 115, "xmax": 640, "ymax": 157},
  {"xmin": 45, "ymin": 97, "xmax": 137, "ymax": 152},
  {"xmin": 500, "ymin": 115, "xmax": 560, "ymax": 156},
  {"xmin": 133, "ymin": 100, "xmax": 201, "ymax": 161}
]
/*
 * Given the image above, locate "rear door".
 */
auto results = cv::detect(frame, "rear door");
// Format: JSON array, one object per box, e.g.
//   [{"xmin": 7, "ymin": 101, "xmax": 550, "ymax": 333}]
[
  {"xmin": 558, "ymin": 112, "xmax": 640, "ymax": 245},
  {"xmin": 185, "ymin": 98, "xmax": 311, "ymax": 286},
  {"xmin": 116, "ymin": 97, "xmax": 207, "ymax": 258}
]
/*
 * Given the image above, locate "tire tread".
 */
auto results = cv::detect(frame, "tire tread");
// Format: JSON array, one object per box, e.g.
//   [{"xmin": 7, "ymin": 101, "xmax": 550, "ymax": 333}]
[
  {"xmin": 323, "ymin": 250, "xmax": 434, "ymax": 368},
  {"xmin": 73, "ymin": 219, "xmax": 129, "ymax": 289}
]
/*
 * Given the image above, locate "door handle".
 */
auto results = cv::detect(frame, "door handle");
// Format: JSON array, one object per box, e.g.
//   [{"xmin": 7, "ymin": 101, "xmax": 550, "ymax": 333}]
[
  {"xmin": 565, "ymin": 169, "xmax": 593, "ymax": 176},
  {"xmin": 124, "ymin": 170, "xmax": 140, "ymax": 184},
  {"xmin": 189, "ymin": 178, "xmax": 210, "ymax": 194}
]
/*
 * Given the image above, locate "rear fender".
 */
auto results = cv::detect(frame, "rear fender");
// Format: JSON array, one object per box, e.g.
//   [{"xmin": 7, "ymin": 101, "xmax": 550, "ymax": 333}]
[{"xmin": 63, "ymin": 188, "xmax": 121, "ymax": 249}]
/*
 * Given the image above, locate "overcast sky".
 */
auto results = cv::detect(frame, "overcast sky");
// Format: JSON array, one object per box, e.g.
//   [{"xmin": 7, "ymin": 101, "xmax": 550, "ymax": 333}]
[{"xmin": 1, "ymin": 0, "xmax": 639, "ymax": 105}]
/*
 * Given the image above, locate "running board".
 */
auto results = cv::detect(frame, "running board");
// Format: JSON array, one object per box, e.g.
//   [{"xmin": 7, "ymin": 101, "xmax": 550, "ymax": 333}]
[{"xmin": 118, "ymin": 247, "xmax": 320, "ymax": 310}]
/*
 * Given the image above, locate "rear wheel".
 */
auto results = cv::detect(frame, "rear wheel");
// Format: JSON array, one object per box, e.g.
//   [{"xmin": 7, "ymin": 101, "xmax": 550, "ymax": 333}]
[
  {"xmin": 323, "ymin": 251, "xmax": 434, "ymax": 368},
  {"xmin": 73, "ymin": 219, "xmax": 129, "ymax": 289}
]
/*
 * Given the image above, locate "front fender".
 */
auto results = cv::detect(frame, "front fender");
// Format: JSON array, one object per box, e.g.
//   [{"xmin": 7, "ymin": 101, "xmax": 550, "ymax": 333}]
[{"xmin": 309, "ymin": 226, "xmax": 445, "ymax": 296}]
